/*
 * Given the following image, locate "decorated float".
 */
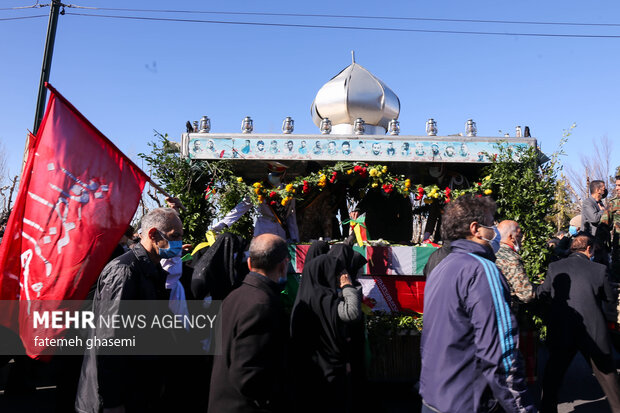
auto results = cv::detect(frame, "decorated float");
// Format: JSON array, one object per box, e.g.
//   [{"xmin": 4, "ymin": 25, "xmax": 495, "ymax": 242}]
[{"xmin": 179, "ymin": 56, "xmax": 538, "ymax": 380}]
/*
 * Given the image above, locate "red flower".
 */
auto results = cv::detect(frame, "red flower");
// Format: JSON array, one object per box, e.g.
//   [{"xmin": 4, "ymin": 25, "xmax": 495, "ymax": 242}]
[
  {"xmin": 270, "ymin": 200, "xmax": 277, "ymax": 206},
  {"xmin": 360, "ymin": 167, "xmax": 368, "ymax": 178},
  {"xmin": 477, "ymin": 182, "xmax": 481, "ymax": 186},
  {"xmin": 476, "ymin": 194, "xmax": 482, "ymax": 198},
  {"xmin": 269, "ymin": 191, "xmax": 276, "ymax": 198},
  {"xmin": 445, "ymin": 187, "xmax": 451, "ymax": 194},
  {"xmin": 416, "ymin": 187, "xmax": 424, "ymax": 200},
  {"xmin": 445, "ymin": 197, "xmax": 451, "ymax": 203},
  {"xmin": 382, "ymin": 183, "xmax": 394, "ymax": 194}
]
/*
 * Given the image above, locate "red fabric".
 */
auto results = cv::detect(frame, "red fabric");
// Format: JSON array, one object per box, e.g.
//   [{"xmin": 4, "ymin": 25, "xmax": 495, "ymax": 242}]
[
  {"xmin": 374, "ymin": 276, "xmax": 426, "ymax": 313},
  {"xmin": 366, "ymin": 246, "xmax": 389, "ymax": 275},
  {"xmin": 294, "ymin": 244, "xmax": 310, "ymax": 273},
  {"xmin": 0, "ymin": 84, "xmax": 147, "ymax": 356}
]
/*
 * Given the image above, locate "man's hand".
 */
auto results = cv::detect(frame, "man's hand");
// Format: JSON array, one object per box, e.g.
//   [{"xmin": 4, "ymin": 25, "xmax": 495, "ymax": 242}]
[
  {"xmin": 350, "ymin": 211, "xmax": 360, "ymax": 220},
  {"xmin": 165, "ymin": 196, "xmax": 185, "ymax": 212},
  {"xmin": 340, "ymin": 272, "xmax": 352, "ymax": 288}
]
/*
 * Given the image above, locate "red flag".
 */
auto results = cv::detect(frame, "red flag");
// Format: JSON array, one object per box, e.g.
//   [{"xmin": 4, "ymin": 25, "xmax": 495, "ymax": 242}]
[{"xmin": 0, "ymin": 84, "xmax": 148, "ymax": 355}]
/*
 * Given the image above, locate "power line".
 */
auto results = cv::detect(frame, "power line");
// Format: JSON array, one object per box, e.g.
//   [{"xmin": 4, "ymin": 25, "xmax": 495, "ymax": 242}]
[
  {"xmin": 0, "ymin": 14, "xmax": 47, "ymax": 21},
  {"xmin": 0, "ymin": 1, "xmax": 46, "ymax": 11},
  {"xmin": 64, "ymin": 12, "xmax": 620, "ymax": 39},
  {"xmin": 66, "ymin": 6, "xmax": 620, "ymax": 28}
]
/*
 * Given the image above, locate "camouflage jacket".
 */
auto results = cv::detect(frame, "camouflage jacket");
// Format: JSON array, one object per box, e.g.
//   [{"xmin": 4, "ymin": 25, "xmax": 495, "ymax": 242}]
[
  {"xmin": 495, "ymin": 243, "xmax": 535, "ymax": 304},
  {"xmin": 601, "ymin": 197, "xmax": 620, "ymax": 247}
]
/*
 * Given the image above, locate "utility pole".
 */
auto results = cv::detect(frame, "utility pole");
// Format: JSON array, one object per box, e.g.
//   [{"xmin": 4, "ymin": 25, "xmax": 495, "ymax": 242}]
[{"xmin": 32, "ymin": 0, "xmax": 61, "ymax": 135}]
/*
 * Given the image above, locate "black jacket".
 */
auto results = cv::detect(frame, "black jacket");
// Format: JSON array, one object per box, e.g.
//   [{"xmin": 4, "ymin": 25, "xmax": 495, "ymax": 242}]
[
  {"xmin": 422, "ymin": 240, "xmax": 452, "ymax": 278},
  {"xmin": 538, "ymin": 252, "xmax": 615, "ymax": 355},
  {"xmin": 208, "ymin": 272, "xmax": 288, "ymax": 413},
  {"xmin": 75, "ymin": 243, "xmax": 169, "ymax": 413}
]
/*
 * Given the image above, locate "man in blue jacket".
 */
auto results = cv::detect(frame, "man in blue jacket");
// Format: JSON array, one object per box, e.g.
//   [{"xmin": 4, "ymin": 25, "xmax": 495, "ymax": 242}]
[{"xmin": 420, "ymin": 195, "xmax": 535, "ymax": 413}]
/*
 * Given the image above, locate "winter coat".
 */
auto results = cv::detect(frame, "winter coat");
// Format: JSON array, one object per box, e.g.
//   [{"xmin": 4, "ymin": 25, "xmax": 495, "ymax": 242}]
[
  {"xmin": 75, "ymin": 243, "xmax": 170, "ymax": 413},
  {"xmin": 208, "ymin": 272, "xmax": 288, "ymax": 413},
  {"xmin": 420, "ymin": 239, "xmax": 534, "ymax": 413}
]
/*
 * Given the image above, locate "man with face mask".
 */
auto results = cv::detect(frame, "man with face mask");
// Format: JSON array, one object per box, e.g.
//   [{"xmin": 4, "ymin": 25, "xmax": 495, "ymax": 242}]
[
  {"xmin": 76, "ymin": 207, "xmax": 183, "ymax": 413},
  {"xmin": 211, "ymin": 162, "xmax": 299, "ymax": 242},
  {"xmin": 420, "ymin": 195, "xmax": 535, "ymax": 413},
  {"xmin": 582, "ymin": 179, "xmax": 608, "ymax": 236},
  {"xmin": 495, "ymin": 220, "xmax": 535, "ymax": 309},
  {"xmin": 208, "ymin": 234, "xmax": 290, "ymax": 412}
]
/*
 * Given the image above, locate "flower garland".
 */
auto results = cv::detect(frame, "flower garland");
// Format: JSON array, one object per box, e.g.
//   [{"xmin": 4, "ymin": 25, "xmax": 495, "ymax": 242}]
[{"xmin": 214, "ymin": 162, "xmax": 494, "ymax": 207}]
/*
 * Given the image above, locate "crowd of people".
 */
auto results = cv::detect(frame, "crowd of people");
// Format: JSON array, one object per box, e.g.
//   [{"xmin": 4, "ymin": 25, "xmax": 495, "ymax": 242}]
[
  {"xmin": 1, "ymin": 174, "xmax": 620, "ymax": 413},
  {"xmin": 65, "ymin": 203, "xmax": 370, "ymax": 412},
  {"xmin": 421, "ymin": 175, "xmax": 620, "ymax": 413}
]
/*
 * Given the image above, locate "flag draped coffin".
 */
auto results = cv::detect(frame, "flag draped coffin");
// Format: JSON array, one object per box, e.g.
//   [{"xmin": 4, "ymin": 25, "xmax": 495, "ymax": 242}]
[{"xmin": 0, "ymin": 84, "xmax": 148, "ymax": 355}]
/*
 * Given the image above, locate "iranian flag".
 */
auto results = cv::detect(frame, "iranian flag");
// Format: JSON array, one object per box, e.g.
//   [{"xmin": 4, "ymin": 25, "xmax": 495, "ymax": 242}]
[{"xmin": 0, "ymin": 84, "xmax": 148, "ymax": 356}]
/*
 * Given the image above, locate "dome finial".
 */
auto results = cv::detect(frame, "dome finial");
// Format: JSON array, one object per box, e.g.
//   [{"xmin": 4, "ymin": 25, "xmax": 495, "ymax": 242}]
[{"xmin": 351, "ymin": 50, "xmax": 355, "ymax": 64}]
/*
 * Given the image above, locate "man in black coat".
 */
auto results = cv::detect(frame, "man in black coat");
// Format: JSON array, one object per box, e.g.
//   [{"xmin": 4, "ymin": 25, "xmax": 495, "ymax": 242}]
[
  {"xmin": 75, "ymin": 207, "xmax": 183, "ymax": 413},
  {"xmin": 538, "ymin": 232, "xmax": 620, "ymax": 413},
  {"xmin": 208, "ymin": 233, "xmax": 289, "ymax": 412}
]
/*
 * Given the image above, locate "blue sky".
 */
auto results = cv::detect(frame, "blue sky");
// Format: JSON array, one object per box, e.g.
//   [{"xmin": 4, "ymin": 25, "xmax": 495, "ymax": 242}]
[{"xmin": 1, "ymin": 0, "xmax": 619, "ymax": 184}]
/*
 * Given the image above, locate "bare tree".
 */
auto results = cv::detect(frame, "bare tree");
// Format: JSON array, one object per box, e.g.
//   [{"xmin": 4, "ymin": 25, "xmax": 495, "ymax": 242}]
[
  {"xmin": 0, "ymin": 142, "xmax": 18, "ymax": 215},
  {"xmin": 566, "ymin": 135, "xmax": 614, "ymax": 211}
]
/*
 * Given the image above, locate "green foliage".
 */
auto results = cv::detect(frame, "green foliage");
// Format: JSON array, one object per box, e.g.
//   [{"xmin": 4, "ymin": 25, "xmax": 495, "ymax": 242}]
[
  {"xmin": 215, "ymin": 176, "xmax": 254, "ymax": 240},
  {"xmin": 138, "ymin": 132, "xmax": 219, "ymax": 245},
  {"xmin": 139, "ymin": 132, "xmax": 255, "ymax": 244},
  {"xmin": 483, "ymin": 141, "xmax": 563, "ymax": 279},
  {"xmin": 366, "ymin": 311, "xmax": 423, "ymax": 335}
]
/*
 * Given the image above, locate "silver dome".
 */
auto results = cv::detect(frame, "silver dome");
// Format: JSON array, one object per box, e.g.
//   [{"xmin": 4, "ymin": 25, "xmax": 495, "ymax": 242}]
[{"xmin": 311, "ymin": 61, "xmax": 400, "ymax": 134}]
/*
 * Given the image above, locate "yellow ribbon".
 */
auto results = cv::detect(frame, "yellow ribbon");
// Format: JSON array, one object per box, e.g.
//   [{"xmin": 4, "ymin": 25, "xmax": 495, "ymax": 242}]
[
  {"xmin": 343, "ymin": 217, "xmax": 367, "ymax": 247},
  {"xmin": 191, "ymin": 230, "xmax": 218, "ymax": 255}
]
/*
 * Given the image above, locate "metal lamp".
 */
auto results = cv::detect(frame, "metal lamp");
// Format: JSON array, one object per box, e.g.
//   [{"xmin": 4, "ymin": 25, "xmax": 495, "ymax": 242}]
[
  {"xmin": 388, "ymin": 119, "xmax": 400, "ymax": 136},
  {"xmin": 465, "ymin": 119, "xmax": 477, "ymax": 137},
  {"xmin": 354, "ymin": 118, "xmax": 365, "ymax": 135},
  {"xmin": 199, "ymin": 116, "xmax": 211, "ymax": 133},
  {"xmin": 282, "ymin": 117, "xmax": 294, "ymax": 134},
  {"xmin": 320, "ymin": 118, "xmax": 332, "ymax": 134},
  {"xmin": 426, "ymin": 118, "xmax": 437, "ymax": 136},
  {"xmin": 241, "ymin": 116, "xmax": 253, "ymax": 134}
]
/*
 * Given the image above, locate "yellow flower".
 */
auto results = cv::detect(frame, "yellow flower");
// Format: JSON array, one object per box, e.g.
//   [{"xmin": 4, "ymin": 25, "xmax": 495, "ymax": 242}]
[
  {"xmin": 347, "ymin": 169, "xmax": 354, "ymax": 175},
  {"xmin": 404, "ymin": 179, "xmax": 411, "ymax": 188},
  {"xmin": 376, "ymin": 171, "xmax": 382, "ymax": 177},
  {"xmin": 252, "ymin": 182, "xmax": 262, "ymax": 188},
  {"xmin": 484, "ymin": 175, "xmax": 491, "ymax": 181},
  {"xmin": 281, "ymin": 198, "xmax": 288, "ymax": 206},
  {"xmin": 484, "ymin": 189, "xmax": 493, "ymax": 195},
  {"xmin": 369, "ymin": 168, "xmax": 378, "ymax": 177},
  {"xmin": 285, "ymin": 184, "xmax": 294, "ymax": 192},
  {"xmin": 371, "ymin": 183, "xmax": 378, "ymax": 188},
  {"xmin": 237, "ymin": 177, "xmax": 243, "ymax": 183},
  {"xmin": 258, "ymin": 195, "xmax": 264, "ymax": 202},
  {"xmin": 292, "ymin": 189, "xmax": 296, "ymax": 194},
  {"xmin": 382, "ymin": 166, "xmax": 388, "ymax": 173},
  {"xmin": 254, "ymin": 188, "xmax": 261, "ymax": 195},
  {"xmin": 432, "ymin": 192, "xmax": 439, "ymax": 199}
]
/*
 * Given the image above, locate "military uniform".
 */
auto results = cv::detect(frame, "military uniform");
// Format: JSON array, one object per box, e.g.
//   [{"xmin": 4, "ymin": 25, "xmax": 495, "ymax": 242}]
[{"xmin": 495, "ymin": 243, "xmax": 535, "ymax": 308}]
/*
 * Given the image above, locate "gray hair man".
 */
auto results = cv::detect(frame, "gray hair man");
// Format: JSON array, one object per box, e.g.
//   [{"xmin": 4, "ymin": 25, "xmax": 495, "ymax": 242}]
[
  {"xmin": 495, "ymin": 220, "xmax": 535, "ymax": 308},
  {"xmin": 76, "ymin": 207, "xmax": 183, "ymax": 413}
]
